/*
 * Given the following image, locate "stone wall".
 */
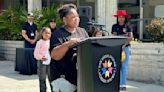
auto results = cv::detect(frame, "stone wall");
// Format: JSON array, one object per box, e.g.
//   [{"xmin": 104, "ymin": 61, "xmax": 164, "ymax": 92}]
[
  {"xmin": 0, "ymin": 40, "xmax": 24, "ymax": 61},
  {"xmin": 128, "ymin": 43, "xmax": 164, "ymax": 86}
]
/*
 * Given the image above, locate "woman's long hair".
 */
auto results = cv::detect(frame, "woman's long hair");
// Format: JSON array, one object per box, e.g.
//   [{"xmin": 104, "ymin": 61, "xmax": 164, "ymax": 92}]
[{"xmin": 116, "ymin": 15, "xmax": 128, "ymax": 24}]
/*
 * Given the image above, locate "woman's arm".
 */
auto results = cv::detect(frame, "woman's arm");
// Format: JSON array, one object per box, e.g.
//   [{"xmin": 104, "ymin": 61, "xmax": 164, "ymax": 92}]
[
  {"xmin": 128, "ymin": 32, "xmax": 133, "ymax": 41},
  {"xmin": 122, "ymin": 32, "xmax": 133, "ymax": 48},
  {"xmin": 51, "ymin": 39, "xmax": 78, "ymax": 61}
]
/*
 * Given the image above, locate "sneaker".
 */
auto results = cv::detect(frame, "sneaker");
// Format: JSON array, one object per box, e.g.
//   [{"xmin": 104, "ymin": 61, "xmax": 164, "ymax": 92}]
[{"xmin": 122, "ymin": 87, "xmax": 126, "ymax": 91}]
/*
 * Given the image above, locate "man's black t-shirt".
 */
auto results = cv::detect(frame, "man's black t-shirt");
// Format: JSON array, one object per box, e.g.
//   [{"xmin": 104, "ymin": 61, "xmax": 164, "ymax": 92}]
[
  {"xmin": 22, "ymin": 22, "xmax": 37, "ymax": 39},
  {"xmin": 22, "ymin": 22, "xmax": 37, "ymax": 48},
  {"xmin": 50, "ymin": 26, "xmax": 89, "ymax": 85}
]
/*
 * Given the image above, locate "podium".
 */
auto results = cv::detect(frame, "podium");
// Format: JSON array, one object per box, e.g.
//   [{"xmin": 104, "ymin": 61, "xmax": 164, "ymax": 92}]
[{"xmin": 76, "ymin": 36, "xmax": 127, "ymax": 92}]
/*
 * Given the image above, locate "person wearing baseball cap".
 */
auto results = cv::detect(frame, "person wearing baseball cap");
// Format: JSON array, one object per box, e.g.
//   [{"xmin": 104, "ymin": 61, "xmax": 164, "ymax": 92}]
[
  {"xmin": 28, "ymin": 12, "xmax": 33, "ymax": 16},
  {"xmin": 111, "ymin": 10, "xmax": 133, "ymax": 91},
  {"xmin": 21, "ymin": 12, "xmax": 38, "ymax": 48}
]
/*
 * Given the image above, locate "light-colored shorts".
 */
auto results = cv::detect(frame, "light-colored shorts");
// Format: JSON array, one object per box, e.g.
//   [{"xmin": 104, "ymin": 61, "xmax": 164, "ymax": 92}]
[{"xmin": 51, "ymin": 78, "xmax": 76, "ymax": 92}]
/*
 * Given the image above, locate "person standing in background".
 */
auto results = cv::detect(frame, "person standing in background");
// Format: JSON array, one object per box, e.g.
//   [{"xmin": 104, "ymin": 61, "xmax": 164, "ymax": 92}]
[
  {"xmin": 111, "ymin": 10, "xmax": 133, "ymax": 91},
  {"xmin": 49, "ymin": 18, "xmax": 57, "ymax": 41},
  {"xmin": 34, "ymin": 27, "xmax": 52, "ymax": 92},
  {"xmin": 49, "ymin": 18, "xmax": 57, "ymax": 92},
  {"xmin": 92, "ymin": 30, "xmax": 104, "ymax": 37},
  {"xmin": 49, "ymin": 19, "xmax": 57, "ymax": 33},
  {"xmin": 22, "ymin": 13, "xmax": 38, "ymax": 48}
]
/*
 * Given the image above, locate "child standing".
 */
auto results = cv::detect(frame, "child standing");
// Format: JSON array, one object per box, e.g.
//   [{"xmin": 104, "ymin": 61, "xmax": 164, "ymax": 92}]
[{"xmin": 34, "ymin": 27, "xmax": 52, "ymax": 92}]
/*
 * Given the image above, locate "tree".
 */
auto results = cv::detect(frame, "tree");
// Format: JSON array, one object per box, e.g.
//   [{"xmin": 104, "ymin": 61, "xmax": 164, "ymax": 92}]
[{"xmin": 0, "ymin": 5, "xmax": 62, "ymax": 40}]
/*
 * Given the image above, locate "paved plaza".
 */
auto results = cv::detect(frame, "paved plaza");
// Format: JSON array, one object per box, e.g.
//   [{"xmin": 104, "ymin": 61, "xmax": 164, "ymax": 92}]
[{"xmin": 0, "ymin": 61, "xmax": 163, "ymax": 92}]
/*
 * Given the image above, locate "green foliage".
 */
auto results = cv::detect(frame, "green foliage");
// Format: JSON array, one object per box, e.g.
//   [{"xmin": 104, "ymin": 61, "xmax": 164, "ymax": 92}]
[
  {"xmin": 146, "ymin": 18, "xmax": 164, "ymax": 42},
  {"xmin": 0, "ymin": 6, "xmax": 27, "ymax": 40},
  {"xmin": 0, "ymin": 5, "xmax": 62, "ymax": 40},
  {"xmin": 33, "ymin": 5, "xmax": 62, "ymax": 32}
]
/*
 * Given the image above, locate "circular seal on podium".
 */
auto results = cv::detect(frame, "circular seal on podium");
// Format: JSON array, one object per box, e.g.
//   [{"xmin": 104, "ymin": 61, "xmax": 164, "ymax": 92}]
[{"xmin": 98, "ymin": 54, "xmax": 117, "ymax": 83}]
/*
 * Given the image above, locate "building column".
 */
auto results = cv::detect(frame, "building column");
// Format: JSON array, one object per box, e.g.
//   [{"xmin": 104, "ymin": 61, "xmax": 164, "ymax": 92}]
[
  {"xmin": 28, "ymin": 0, "xmax": 42, "ymax": 13},
  {"xmin": 106, "ymin": 0, "xmax": 117, "ymax": 35},
  {"xmin": 96, "ymin": 0, "xmax": 117, "ymax": 35},
  {"xmin": 96, "ymin": 0, "xmax": 106, "ymax": 26}
]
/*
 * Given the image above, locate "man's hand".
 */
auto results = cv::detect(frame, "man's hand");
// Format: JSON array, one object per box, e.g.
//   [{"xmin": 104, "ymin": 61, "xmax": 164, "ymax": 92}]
[{"xmin": 30, "ymin": 40, "xmax": 36, "ymax": 44}]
